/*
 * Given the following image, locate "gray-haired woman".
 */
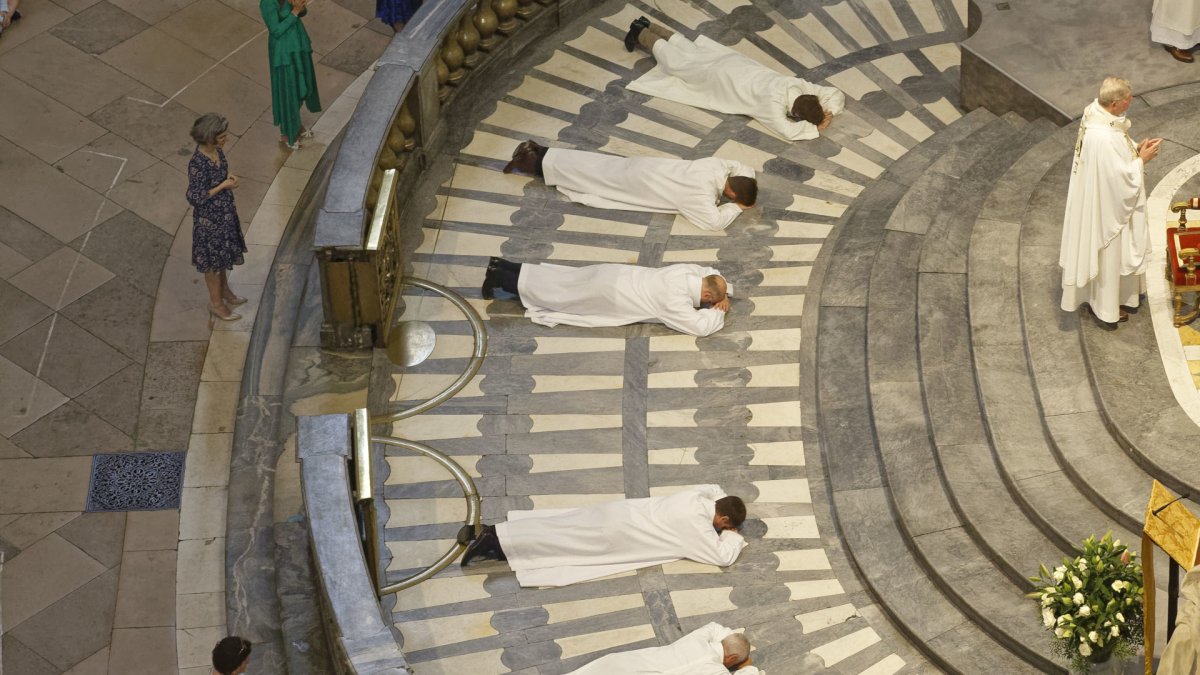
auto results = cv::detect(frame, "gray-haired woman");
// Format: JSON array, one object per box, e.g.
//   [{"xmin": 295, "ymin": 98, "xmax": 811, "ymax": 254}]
[{"xmin": 186, "ymin": 113, "xmax": 248, "ymax": 321}]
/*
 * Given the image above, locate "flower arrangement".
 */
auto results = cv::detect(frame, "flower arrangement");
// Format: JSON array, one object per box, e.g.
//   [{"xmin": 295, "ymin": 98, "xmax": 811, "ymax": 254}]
[{"xmin": 1029, "ymin": 532, "xmax": 1144, "ymax": 673}]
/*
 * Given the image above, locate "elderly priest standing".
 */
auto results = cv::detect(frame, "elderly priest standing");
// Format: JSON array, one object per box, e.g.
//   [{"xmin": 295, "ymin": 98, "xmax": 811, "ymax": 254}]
[
  {"xmin": 1059, "ymin": 76, "xmax": 1161, "ymax": 325},
  {"xmin": 565, "ymin": 623, "xmax": 760, "ymax": 675},
  {"xmin": 482, "ymin": 257, "xmax": 733, "ymax": 337},
  {"xmin": 460, "ymin": 485, "xmax": 748, "ymax": 588},
  {"xmin": 504, "ymin": 141, "xmax": 756, "ymax": 232}
]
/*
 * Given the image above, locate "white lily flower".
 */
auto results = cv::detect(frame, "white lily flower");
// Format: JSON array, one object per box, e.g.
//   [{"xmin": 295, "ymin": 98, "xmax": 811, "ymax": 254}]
[
  {"xmin": 1043, "ymin": 608, "xmax": 1055, "ymax": 627},
  {"xmin": 1111, "ymin": 626, "xmax": 1120, "ymax": 637},
  {"xmin": 1080, "ymin": 642, "xmax": 1093, "ymax": 657},
  {"xmin": 1078, "ymin": 605, "xmax": 1091, "ymax": 617},
  {"xmin": 1116, "ymin": 612, "xmax": 1125, "ymax": 623},
  {"xmin": 1088, "ymin": 631, "xmax": 1100, "ymax": 643},
  {"xmin": 1072, "ymin": 575, "xmax": 1084, "ymax": 589},
  {"xmin": 1073, "ymin": 592, "xmax": 1085, "ymax": 605},
  {"xmin": 1111, "ymin": 580, "xmax": 1125, "ymax": 592}
]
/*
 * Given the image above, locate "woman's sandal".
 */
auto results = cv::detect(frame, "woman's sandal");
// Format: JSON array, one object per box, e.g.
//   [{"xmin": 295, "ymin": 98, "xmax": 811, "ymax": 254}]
[{"xmin": 209, "ymin": 305, "xmax": 242, "ymax": 322}]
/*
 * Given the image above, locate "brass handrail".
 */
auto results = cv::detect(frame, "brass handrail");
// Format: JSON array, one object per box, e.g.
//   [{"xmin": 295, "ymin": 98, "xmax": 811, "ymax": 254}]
[
  {"xmin": 370, "ymin": 435, "xmax": 481, "ymax": 596},
  {"xmin": 369, "ymin": 277, "xmax": 488, "ymax": 425}
]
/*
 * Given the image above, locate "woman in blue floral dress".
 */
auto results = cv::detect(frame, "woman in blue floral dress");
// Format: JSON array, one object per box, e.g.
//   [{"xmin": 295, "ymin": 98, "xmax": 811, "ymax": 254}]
[{"xmin": 186, "ymin": 113, "xmax": 248, "ymax": 321}]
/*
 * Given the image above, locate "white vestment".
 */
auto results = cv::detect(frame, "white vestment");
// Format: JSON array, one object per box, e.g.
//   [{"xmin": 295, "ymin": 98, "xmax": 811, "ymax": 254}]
[
  {"xmin": 565, "ymin": 623, "xmax": 761, "ymax": 675},
  {"xmin": 1153, "ymin": 0, "xmax": 1200, "ymax": 49},
  {"xmin": 495, "ymin": 485, "xmax": 747, "ymax": 587},
  {"xmin": 1161, "ymin": 566, "xmax": 1200, "ymax": 675},
  {"xmin": 517, "ymin": 262, "xmax": 728, "ymax": 337},
  {"xmin": 628, "ymin": 34, "xmax": 846, "ymax": 142},
  {"xmin": 543, "ymin": 148, "xmax": 754, "ymax": 231},
  {"xmin": 1058, "ymin": 100, "xmax": 1150, "ymax": 323}
]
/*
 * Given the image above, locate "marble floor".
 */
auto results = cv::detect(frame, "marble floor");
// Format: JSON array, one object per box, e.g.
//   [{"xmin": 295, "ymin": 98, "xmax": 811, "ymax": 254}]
[
  {"xmin": 369, "ymin": 0, "xmax": 969, "ymax": 673},
  {"xmin": 0, "ymin": 0, "xmax": 387, "ymax": 671},
  {"xmin": 4, "ymin": 0, "xmax": 1112, "ymax": 672}
]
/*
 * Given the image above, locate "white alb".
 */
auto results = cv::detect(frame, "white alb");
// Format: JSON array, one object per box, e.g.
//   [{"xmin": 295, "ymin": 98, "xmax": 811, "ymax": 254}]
[
  {"xmin": 1058, "ymin": 99, "xmax": 1149, "ymax": 323},
  {"xmin": 628, "ymin": 34, "xmax": 846, "ymax": 141}
]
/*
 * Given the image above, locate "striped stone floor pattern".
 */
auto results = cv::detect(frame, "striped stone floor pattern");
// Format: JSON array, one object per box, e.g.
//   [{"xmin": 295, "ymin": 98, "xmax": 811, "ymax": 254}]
[{"xmin": 373, "ymin": 0, "xmax": 967, "ymax": 672}]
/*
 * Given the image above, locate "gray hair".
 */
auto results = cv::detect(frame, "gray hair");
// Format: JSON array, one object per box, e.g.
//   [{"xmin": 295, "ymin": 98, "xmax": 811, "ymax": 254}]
[
  {"xmin": 721, "ymin": 633, "xmax": 751, "ymax": 663},
  {"xmin": 1098, "ymin": 77, "xmax": 1132, "ymax": 107},
  {"xmin": 191, "ymin": 113, "xmax": 229, "ymax": 145}
]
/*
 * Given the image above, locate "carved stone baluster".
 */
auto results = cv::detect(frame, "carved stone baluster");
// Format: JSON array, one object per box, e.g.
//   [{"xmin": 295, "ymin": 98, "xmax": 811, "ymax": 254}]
[
  {"xmin": 386, "ymin": 114, "xmax": 411, "ymax": 170},
  {"xmin": 515, "ymin": 0, "xmax": 536, "ymax": 20},
  {"xmin": 367, "ymin": 170, "xmax": 384, "ymax": 209},
  {"xmin": 459, "ymin": 7, "xmax": 481, "ymax": 68},
  {"xmin": 474, "ymin": 0, "xmax": 498, "ymax": 50},
  {"xmin": 396, "ymin": 99, "xmax": 417, "ymax": 151},
  {"xmin": 435, "ymin": 51, "xmax": 450, "ymax": 102},
  {"xmin": 493, "ymin": 0, "xmax": 517, "ymax": 33},
  {"xmin": 442, "ymin": 32, "xmax": 465, "ymax": 85},
  {"xmin": 378, "ymin": 144, "xmax": 399, "ymax": 170}
]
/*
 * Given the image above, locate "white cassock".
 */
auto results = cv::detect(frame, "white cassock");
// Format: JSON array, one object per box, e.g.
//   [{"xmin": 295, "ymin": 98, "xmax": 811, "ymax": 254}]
[
  {"xmin": 1058, "ymin": 99, "xmax": 1150, "ymax": 323},
  {"xmin": 565, "ymin": 623, "xmax": 761, "ymax": 675},
  {"xmin": 518, "ymin": 262, "xmax": 728, "ymax": 337},
  {"xmin": 1153, "ymin": 0, "xmax": 1200, "ymax": 50},
  {"xmin": 542, "ymin": 148, "xmax": 754, "ymax": 231},
  {"xmin": 628, "ymin": 34, "xmax": 845, "ymax": 142},
  {"xmin": 495, "ymin": 485, "xmax": 747, "ymax": 588}
]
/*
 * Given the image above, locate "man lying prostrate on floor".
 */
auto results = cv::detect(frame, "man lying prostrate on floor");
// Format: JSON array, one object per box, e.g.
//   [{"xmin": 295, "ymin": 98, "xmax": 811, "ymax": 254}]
[
  {"xmin": 565, "ymin": 623, "xmax": 760, "ymax": 675},
  {"xmin": 503, "ymin": 140, "xmax": 756, "ymax": 232},
  {"xmin": 481, "ymin": 257, "xmax": 733, "ymax": 337},
  {"xmin": 460, "ymin": 485, "xmax": 748, "ymax": 587},
  {"xmin": 624, "ymin": 16, "xmax": 845, "ymax": 142}
]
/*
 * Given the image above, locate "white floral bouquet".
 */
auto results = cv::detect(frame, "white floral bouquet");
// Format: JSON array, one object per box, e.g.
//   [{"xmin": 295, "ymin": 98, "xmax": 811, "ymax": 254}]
[{"xmin": 1029, "ymin": 533, "xmax": 1144, "ymax": 673}]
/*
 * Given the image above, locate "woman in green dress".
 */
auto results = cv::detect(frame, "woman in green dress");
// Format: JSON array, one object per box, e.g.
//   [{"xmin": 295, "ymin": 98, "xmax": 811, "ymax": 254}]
[{"xmin": 261, "ymin": 0, "xmax": 321, "ymax": 148}]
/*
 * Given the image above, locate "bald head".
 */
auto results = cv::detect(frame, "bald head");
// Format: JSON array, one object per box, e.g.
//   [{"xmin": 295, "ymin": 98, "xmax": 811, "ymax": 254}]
[
  {"xmin": 721, "ymin": 633, "xmax": 751, "ymax": 668},
  {"xmin": 701, "ymin": 275, "xmax": 727, "ymax": 305}
]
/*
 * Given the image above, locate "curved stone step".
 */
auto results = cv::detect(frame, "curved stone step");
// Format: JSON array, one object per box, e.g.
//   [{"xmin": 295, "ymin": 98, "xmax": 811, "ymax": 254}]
[
  {"xmin": 867, "ymin": 114, "xmax": 1062, "ymax": 670},
  {"xmin": 816, "ymin": 110, "xmax": 1049, "ymax": 673},
  {"xmin": 969, "ymin": 143, "xmax": 1144, "ymax": 554},
  {"xmin": 1071, "ymin": 97, "xmax": 1200, "ymax": 507},
  {"xmin": 818, "ymin": 307, "xmax": 1042, "ymax": 675}
]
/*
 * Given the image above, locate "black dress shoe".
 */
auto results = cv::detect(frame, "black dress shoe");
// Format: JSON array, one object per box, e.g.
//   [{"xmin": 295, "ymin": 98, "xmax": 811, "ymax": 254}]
[
  {"xmin": 624, "ymin": 19, "xmax": 648, "ymax": 52},
  {"xmin": 461, "ymin": 525, "xmax": 501, "ymax": 566},
  {"xmin": 481, "ymin": 265, "xmax": 500, "ymax": 300}
]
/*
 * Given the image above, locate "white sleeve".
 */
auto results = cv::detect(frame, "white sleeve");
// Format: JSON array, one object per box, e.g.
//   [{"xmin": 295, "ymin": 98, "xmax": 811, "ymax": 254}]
[
  {"xmin": 695, "ymin": 484, "xmax": 728, "ymax": 500},
  {"xmin": 659, "ymin": 305, "xmax": 726, "ymax": 337},
  {"xmin": 727, "ymin": 161, "xmax": 755, "ymax": 179},
  {"xmin": 678, "ymin": 194, "xmax": 744, "ymax": 231},
  {"xmin": 687, "ymin": 529, "xmax": 746, "ymax": 567},
  {"xmin": 819, "ymin": 84, "xmax": 846, "ymax": 115}
]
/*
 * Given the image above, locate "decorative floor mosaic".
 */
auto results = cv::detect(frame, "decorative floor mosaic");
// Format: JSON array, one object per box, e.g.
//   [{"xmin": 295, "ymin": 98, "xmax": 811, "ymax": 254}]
[
  {"xmin": 86, "ymin": 451, "xmax": 185, "ymax": 512},
  {"xmin": 373, "ymin": 0, "xmax": 969, "ymax": 672}
]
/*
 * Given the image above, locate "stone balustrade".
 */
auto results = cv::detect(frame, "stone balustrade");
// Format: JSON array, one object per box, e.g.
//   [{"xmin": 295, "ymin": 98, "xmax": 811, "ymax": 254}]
[
  {"xmin": 301, "ymin": 0, "xmax": 587, "ymax": 671},
  {"xmin": 313, "ymin": 0, "xmax": 583, "ymax": 349}
]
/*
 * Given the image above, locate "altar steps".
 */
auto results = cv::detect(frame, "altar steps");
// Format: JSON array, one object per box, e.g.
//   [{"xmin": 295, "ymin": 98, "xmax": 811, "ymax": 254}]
[{"xmin": 810, "ymin": 89, "xmax": 1200, "ymax": 672}]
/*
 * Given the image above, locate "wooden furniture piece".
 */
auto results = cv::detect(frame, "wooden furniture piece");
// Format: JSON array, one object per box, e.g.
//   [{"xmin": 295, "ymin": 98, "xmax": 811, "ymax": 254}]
[{"xmin": 1167, "ymin": 199, "xmax": 1200, "ymax": 327}]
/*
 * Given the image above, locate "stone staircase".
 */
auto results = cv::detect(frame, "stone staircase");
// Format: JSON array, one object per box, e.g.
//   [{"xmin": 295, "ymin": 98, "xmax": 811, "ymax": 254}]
[{"xmin": 808, "ymin": 92, "xmax": 1200, "ymax": 672}]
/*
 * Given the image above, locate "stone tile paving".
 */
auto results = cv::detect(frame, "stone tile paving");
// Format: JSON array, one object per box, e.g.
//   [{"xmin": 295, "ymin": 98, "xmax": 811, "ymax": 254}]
[
  {"xmin": 0, "ymin": 0, "xmax": 387, "ymax": 671},
  {"xmin": 372, "ymin": 0, "xmax": 970, "ymax": 673}
]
